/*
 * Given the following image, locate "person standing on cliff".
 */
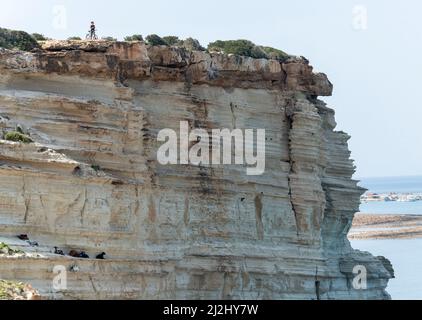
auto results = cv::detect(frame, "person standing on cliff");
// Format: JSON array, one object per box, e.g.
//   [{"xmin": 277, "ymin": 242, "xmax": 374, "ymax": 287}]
[{"xmin": 88, "ymin": 21, "xmax": 97, "ymax": 40}]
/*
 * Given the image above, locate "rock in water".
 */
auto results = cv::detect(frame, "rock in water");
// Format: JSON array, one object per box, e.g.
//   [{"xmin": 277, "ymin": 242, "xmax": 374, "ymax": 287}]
[{"xmin": 0, "ymin": 40, "xmax": 394, "ymax": 300}]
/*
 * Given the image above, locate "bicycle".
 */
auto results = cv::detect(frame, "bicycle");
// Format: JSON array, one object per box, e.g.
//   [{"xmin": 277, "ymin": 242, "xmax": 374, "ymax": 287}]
[{"xmin": 86, "ymin": 30, "xmax": 98, "ymax": 40}]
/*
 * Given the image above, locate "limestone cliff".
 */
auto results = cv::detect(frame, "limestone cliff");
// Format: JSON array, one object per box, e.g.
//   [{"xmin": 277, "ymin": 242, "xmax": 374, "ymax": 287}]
[{"xmin": 0, "ymin": 40, "xmax": 393, "ymax": 299}]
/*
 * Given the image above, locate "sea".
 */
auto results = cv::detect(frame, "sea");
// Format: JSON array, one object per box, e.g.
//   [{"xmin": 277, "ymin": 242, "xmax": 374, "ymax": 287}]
[
  {"xmin": 350, "ymin": 239, "xmax": 422, "ymax": 300},
  {"xmin": 353, "ymin": 175, "xmax": 422, "ymax": 300},
  {"xmin": 359, "ymin": 175, "xmax": 422, "ymax": 215}
]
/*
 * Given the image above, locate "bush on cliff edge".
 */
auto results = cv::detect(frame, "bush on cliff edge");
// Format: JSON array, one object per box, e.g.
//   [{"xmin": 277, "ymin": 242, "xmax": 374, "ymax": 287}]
[
  {"xmin": 3, "ymin": 131, "xmax": 33, "ymax": 144},
  {"xmin": 31, "ymin": 33, "xmax": 48, "ymax": 41},
  {"xmin": 145, "ymin": 34, "xmax": 168, "ymax": 46},
  {"xmin": 207, "ymin": 39, "xmax": 289, "ymax": 61},
  {"xmin": 144, "ymin": 34, "xmax": 206, "ymax": 51},
  {"xmin": 0, "ymin": 27, "xmax": 40, "ymax": 51},
  {"xmin": 124, "ymin": 34, "xmax": 144, "ymax": 42}
]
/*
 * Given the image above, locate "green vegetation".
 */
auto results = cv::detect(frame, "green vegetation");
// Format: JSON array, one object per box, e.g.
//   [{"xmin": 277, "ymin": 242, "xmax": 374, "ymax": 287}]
[
  {"xmin": 145, "ymin": 34, "xmax": 167, "ymax": 46},
  {"xmin": 91, "ymin": 165, "xmax": 101, "ymax": 172},
  {"xmin": 207, "ymin": 39, "xmax": 289, "ymax": 61},
  {"xmin": 3, "ymin": 131, "xmax": 33, "ymax": 143},
  {"xmin": 0, "ymin": 27, "xmax": 40, "ymax": 51},
  {"xmin": 31, "ymin": 33, "xmax": 48, "ymax": 41},
  {"xmin": 208, "ymin": 40, "xmax": 257, "ymax": 57},
  {"xmin": 162, "ymin": 36, "xmax": 180, "ymax": 46},
  {"xmin": 144, "ymin": 34, "xmax": 206, "ymax": 51},
  {"xmin": 1, "ymin": 26, "xmax": 288, "ymax": 60},
  {"xmin": 0, "ymin": 242, "xmax": 24, "ymax": 255},
  {"xmin": 182, "ymin": 37, "xmax": 205, "ymax": 51},
  {"xmin": 259, "ymin": 46, "xmax": 289, "ymax": 61},
  {"xmin": 102, "ymin": 36, "xmax": 117, "ymax": 41},
  {"xmin": 124, "ymin": 34, "xmax": 144, "ymax": 42},
  {"xmin": 0, "ymin": 280, "xmax": 27, "ymax": 300}
]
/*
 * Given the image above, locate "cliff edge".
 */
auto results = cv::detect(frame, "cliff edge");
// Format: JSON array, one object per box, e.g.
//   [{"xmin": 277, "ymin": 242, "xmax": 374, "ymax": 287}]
[{"xmin": 0, "ymin": 40, "xmax": 393, "ymax": 299}]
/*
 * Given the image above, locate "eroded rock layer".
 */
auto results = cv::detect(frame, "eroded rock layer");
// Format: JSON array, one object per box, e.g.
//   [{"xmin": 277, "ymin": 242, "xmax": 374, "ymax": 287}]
[{"xmin": 0, "ymin": 41, "xmax": 393, "ymax": 299}]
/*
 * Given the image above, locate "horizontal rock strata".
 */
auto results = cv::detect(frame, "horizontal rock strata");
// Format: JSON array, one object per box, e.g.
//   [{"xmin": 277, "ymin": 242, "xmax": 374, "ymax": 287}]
[{"xmin": 0, "ymin": 41, "xmax": 393, "ymax": 299}]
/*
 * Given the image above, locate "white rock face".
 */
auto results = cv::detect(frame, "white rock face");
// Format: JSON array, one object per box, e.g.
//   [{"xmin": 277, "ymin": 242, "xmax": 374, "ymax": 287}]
[{"xmin": 0, "ymin": 41, "xmax": 393, "ymax": 299}]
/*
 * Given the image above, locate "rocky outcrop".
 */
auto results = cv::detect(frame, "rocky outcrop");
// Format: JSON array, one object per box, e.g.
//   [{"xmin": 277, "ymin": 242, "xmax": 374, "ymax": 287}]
[
  {"xmin": 0, "ymin": 40, "xmax": 393, "ymax": 299},
  {"xmin": 0, "ymin": 279, "xmax": 41, "ymax": 300}
]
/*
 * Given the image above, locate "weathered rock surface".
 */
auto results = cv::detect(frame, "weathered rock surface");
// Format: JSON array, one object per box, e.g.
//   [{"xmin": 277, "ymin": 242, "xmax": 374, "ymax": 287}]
[
  {"xmin": 0, "ymin": 40, "xmax": 393, "ymax": 299},
  {"xmin": 0, "ymin": 279, "xmax": 41, "ymax": 300}
]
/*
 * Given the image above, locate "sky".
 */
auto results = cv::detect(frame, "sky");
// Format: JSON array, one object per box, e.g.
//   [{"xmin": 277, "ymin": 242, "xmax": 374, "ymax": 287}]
[{"xmin": 1, "ymin": 0, "xmax": 421, "ymax": 178}]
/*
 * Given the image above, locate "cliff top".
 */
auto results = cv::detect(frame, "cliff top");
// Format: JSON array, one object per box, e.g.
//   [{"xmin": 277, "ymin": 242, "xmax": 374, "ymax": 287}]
[{"xmin": 0, "ymin": 39, "xmax": 333, "ymax": 96}]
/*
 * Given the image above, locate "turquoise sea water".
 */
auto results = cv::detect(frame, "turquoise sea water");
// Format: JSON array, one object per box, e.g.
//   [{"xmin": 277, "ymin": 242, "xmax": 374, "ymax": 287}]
[{"xmin": 353, "ymin": 176, "xmax": 422, "ymax": 300}]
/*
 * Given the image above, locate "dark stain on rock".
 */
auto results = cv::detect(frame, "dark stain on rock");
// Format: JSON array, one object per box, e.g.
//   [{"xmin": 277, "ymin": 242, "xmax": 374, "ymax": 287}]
[
  {"xmin": 184, "ymin": 196, "xmax": 190, "ymax": 226},
  {"xmin": 187, "ymin": 96, "xmax": 217, "ymax": 196},
  {"xmin": 255, "ymin": 194, "xmax": 264, "ymax": 240},
  {"xmin": 111, "ymin": 180, "xmax": 124, "ymax": 186},
  {"xmin": 148, "ymin": 196, "xmax": 156, "ymax": 223},
  {"xmin": 198, "ymin": 165, "xmax": 213, "ymax": 195},
  {"xmin": 44, "ymin": 57, "xmax": 69, "ymax": 73},
  {"xmin": 190, "ymin": 96, "xmax": 209, "ymax": 129},
  {"xmin": 72, "ymin": 166, "xmax": 82, "ymax": 176},
  {"xmin": 106, "ymin": 54, "xmax": 119, "ymax": 70},
  {"xmin": 70, "ymin": 50, "xmax": 82, "ymax": 62}
]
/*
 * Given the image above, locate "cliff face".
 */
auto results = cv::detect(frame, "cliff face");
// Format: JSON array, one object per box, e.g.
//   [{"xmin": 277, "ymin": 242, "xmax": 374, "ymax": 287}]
[{"xmin": 0, "ymin": 41, "xmax": 393, "ymax": 299}]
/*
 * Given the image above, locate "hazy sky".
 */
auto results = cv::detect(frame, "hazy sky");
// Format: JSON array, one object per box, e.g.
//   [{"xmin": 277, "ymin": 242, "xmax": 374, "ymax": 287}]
[{"xmin": 1, "ymin": 0, "xmax": 421, "ymax": 178}]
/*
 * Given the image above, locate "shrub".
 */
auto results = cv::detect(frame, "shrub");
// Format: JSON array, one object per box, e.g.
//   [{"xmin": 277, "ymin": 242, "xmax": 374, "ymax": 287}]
[
  {"xmin": 4, "ymin": 131, "xmax": 33, "ymax": 143},
  {"xmin": 124, "ymin": 34, "xmax": 143, "ymax": 42},
  {"xmin": 145, "ymin": 34, "xmax": 167, "ymax": 46},
  {"xmin": 0, "ymin": 242, "xmax": 10, "ymax": 254},
  {"xmin": 0, "ymin": 27, "xmax": 40, "ymax": 51},
  {"xmin": 0, "ymin": 280, "xmax": 26, "ymax": 300},
  {"xmin": 162, "ymin": 36, "xmax": 180, "ymax": 46},
  {"xmin": 0, "ymin": 242, "xmax": 24, "ymax": 255},
  {"xmin": 207, "ymin": 39, "xmax": 289, "ymax": 61},
  {"xmin": 259, "ymin": 46, "xmax": 289, "ymax": 61},
  {"xmin": 102, "ymin": 36, "xmax": 117, "ymax": 41},
  {"xmin": 31, "ymin": 33, "xmax": 47, "ymax": 41},
  {"xmin": 208, "ymin": 39, "xmax": 256, "ymax": 57},
  {"xmin": 250, "ymin": 45, "xmax": 268, "ymax": 59},
  {"xmin": 181, "ymin": 37, "xmax": 205, "ymax": 51},
  {"xmin": 67, "ymin": 36, "xmax": 82, "ymax": 41},
  {"xmin": 91, "ymin": 165, "xmax": 101, "ymax": 172},
  {"xmin": 143, "ymin": 34, "xmax": 206, "ymax": 51}
]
